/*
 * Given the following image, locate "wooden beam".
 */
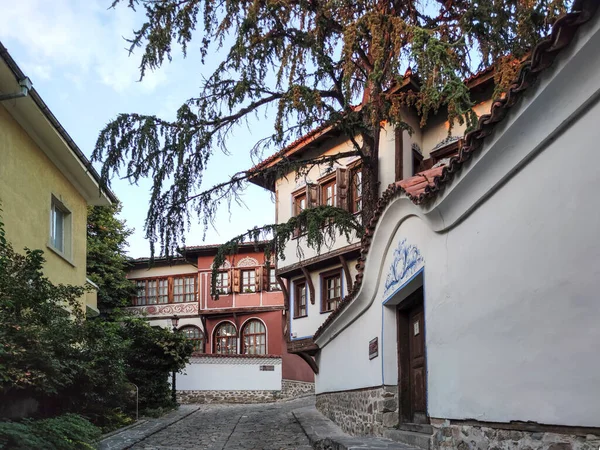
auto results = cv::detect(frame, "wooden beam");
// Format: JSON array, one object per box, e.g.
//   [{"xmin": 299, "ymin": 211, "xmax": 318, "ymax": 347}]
[
  {"xmin": 298, "ymin": 351, "xmax": 319, "ymax": 374},
  {"xmin": 301, "ymin": 266, "xmax": 315, "ymax": 305},
  {"xmin": 338, "ymin": 254, "xmax": 352, "ymax": 292},
  {"xmin": 276, "ymin": 275, "xmax": 289, "ymax": 309}
]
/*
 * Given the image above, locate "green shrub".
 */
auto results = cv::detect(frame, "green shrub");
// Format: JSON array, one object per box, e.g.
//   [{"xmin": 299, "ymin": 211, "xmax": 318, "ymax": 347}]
[{"xmin": 0, "ymin": 414, "xmax": 100, "ymax": 450}]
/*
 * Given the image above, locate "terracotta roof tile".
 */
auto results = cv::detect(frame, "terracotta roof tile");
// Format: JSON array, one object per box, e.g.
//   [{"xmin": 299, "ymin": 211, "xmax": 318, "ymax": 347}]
[{"xmin": 313, "ymin": 2, "xmax": 598, "ymax": 342}]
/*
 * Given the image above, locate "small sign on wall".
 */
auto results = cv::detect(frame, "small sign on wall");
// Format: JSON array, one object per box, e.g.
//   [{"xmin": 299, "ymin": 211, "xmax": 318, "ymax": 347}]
[
  {"xmin": 260, "ymin": 365, "xmax": 275, "ymax": 371},
  {"xmin": 369, "ymin": 337, "xmax": 378, "ymax": 360}
]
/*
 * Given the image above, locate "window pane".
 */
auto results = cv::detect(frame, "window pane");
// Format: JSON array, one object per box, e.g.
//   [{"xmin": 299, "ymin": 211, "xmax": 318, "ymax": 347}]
[
  {"xmin": 147, "ymin": 280, "xmax": 157, "ymax": 304},
  {"xmin": 135, "ymin": 281, "xmax": 146, "ymax": 305},
  {"xmin": 52, "ymin": 206, "xmax": 64, "ymax": 251},
  {"xmin": 215, "ymin": 322, "xmax": 237, "ymax": 354},
  {"xmin": 173, "ymin": 278, "xmax": 184, "ymax": 302},
  {"xmin": 158, "ymin": 279, "xmax": 168, "ymax": 304},
  {"xmin": 242, "ymin": 320, "xmax": 266, "ymax": 355},
  {"xmin": 241, "ymin": 270, "xmax": 256, "ymax": 292},
  {"xmin": 184, "ymin": 277, "xmax": 195, "ymax": 301},
  {"xmin": 181, "ymin": 326, "xmax": 204, "ymax": 352}
]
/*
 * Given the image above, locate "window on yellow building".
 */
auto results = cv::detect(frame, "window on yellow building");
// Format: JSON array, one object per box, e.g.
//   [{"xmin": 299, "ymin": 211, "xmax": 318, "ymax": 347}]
[{"xmin": 50, "ymin": 196, "xmax": 71, "ymax": 257}]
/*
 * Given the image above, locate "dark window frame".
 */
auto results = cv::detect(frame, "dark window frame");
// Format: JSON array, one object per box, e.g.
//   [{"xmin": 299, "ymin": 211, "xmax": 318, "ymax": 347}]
[
  {"xmin": 131, "ymin": 275, "xmax": 198, "ymax": 306},
  {"xmin": 350, "ymin": 167, "xmax": 362, "ymax": 214},
  {"xmin": 294, "ymin": 279, "xmax": 308, "ymax": 318},
  {"xmin": 241, "ymin": 319, "xmax": 267, "ymax": 355},
  {"xmin": 241, "ymin": 269, "xmax": 256, "ymax": 293},
  {"xmin": 213, "ymin": 322, "xmax": 238, "ymax": 354},
  {"xmin": 179, "ymin": 325, "xmax": 205, "ymax": 353},
  {"xmin": 214, "ymin": 271, "xmax": 230, "ymax": 294},
  {"xmin": 320, "ymin": 268, "xmax": 343, "ymax": 313},
  {"xmin": 268, "ymin": 268, "xmax": 280, "ymax": 291},
  {"xmin": 320, "ymin": 175, "xmax": 337, "ymax": 207}
]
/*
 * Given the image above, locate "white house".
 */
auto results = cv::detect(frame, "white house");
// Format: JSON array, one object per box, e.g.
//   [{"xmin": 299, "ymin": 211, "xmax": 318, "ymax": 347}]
[{"xmin": 311, "ymin": 3, "xmax": 600, "ymax": 449}]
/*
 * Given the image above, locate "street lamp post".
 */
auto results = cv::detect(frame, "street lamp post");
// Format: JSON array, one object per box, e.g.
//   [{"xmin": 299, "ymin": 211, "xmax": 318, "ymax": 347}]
[{"xmin": 170, "ymin": 315, "xmax": 180, "ymax": 405}]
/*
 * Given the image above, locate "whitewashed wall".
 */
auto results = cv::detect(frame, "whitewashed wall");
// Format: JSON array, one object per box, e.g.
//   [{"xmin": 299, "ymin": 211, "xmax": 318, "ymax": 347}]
[
  {"xmin": 127, "ymin": 263, "xmax": 197, "ymax": 279},
  {"xmin": 316, "ymin": 15, "xmax": 600, "ymax": 428},
  {"xmin": 177, "ymin": 357, "xmax": 282, "ymax": 391}
]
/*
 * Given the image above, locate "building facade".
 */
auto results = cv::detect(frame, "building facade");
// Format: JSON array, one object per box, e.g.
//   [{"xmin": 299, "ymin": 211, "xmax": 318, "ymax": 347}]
[
  {"xmin": 248, "ymin": 3, "xmax": 600, "ymax": 449},
  {"xmin": 126, "ymin": 242, "xmax": 314, "ymax": 403},
  {"xmin": 0, "ymin": 42, "xmax": 116, "ymax": 315},
  {"xmin": 249, "ymin": 54, "xmax": 494, "ymax": 364}
]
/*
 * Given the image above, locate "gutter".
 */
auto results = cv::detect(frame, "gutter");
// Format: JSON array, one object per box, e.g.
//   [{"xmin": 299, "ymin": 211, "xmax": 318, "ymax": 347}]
[{"xmin": 0, "ymin": 42, "xmax": 118, "ymax": 204}]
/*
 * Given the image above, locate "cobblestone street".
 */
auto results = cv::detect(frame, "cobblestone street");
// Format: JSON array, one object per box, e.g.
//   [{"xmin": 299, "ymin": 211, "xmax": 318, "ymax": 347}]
[{"xmin": 103, "ymin": 397, "xmax": 313, "ymax": 450}]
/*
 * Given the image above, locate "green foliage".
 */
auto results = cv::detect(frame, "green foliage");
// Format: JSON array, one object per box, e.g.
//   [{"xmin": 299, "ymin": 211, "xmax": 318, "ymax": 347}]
[
  {"xmin": 119, "ymin": 317, "xmax": 193, "ymax": 410},
  {"xmin": 0, "ymin": 243, "xmax": 85, "ymax": 396},
  {"xmin": 87, "ymin": 202, "xmax": 136, "ymax": 311},
  {"xmin": 0, "ymin": 414, "xmax": 100, "ymax": 450},
  {"xmin": 95, "ymin": 0, "xmax": 574, "ymax": 261},
  {"xmin": 0, "ymin": 213, "xmax": 192, "ymax": 430}
]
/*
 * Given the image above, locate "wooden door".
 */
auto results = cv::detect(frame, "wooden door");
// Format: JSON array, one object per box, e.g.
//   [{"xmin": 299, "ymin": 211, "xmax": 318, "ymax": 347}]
[
  {"xmin": 397, "ymin": 288, "xmax": 427, "ymax": 424},
  {"xmin": 408, "ymin": 305, "xmax": 427, "ymax": 423}
]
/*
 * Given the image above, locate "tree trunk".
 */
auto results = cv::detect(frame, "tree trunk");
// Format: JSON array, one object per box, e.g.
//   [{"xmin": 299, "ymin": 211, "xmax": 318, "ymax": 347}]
[{"xmin": 360, "ymin": 130, "xmax": 380, "ymax": 226}]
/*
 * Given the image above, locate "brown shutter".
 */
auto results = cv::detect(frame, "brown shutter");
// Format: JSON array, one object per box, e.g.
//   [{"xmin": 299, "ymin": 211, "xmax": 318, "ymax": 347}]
[
  {"xmin": 306, "ymin": 183, "xmax": 319, "ymax": 208},
  {"xmin": 255, "ymin": 267, "xmax": 262, "ymax": 292},
  {"xmin": 228, "ymin": 269, "xmax": 233, "ymax": 294},
  {"xmin": 261, "ymin": 266, "xmax": 269, "ymax": 292},
  {"xmin": 232, "ymin": 269, "xmax": 241, "ymax": 293},
  {"xmin": 336, "ymin": 168, "xmax": 348, "ymax": 210}
]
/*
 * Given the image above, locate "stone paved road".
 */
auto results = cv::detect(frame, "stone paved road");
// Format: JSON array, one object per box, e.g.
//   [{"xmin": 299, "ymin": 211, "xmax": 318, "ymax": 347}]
[{"xmin": 130, "ymin": 397, "xmax": 313, "ymax": 450}]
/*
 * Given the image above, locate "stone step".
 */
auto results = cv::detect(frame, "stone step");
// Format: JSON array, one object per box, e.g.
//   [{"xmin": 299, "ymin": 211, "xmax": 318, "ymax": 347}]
[
  {"xmin": 384, "ymin": 429, "xmax": 431, "ymax": 450},
  {"xmin": 397, "ymin": 423, "xmax": 433, "ymax": 435}
]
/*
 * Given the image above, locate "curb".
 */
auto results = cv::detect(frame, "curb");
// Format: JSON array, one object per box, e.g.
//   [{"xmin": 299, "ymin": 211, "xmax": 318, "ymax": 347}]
[
  {"xmin": 99, "ymin": 420, "xmax": 148, "ymax": 440},
  {"xmin": 293, "ymin": 406, "xmax": 416, "ymax": 450}
]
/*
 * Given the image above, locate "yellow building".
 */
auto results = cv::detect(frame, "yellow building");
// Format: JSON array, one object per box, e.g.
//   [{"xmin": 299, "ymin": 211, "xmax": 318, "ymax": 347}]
[{"xmin": 0, "ymin": 42, "xmax": 116, "ymax": 316}]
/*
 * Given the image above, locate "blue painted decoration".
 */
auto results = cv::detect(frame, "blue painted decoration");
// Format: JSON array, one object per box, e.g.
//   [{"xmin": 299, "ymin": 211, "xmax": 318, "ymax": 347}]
[{"xmin": 383, "ymin": 239, "xmax": 424, "ymax": 300}]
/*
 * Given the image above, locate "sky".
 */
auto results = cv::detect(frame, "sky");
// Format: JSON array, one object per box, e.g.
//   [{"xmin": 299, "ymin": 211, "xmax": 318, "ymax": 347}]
[{"xmin": 0, "ymin": 0, "xmax": 276, "ymax": 257}]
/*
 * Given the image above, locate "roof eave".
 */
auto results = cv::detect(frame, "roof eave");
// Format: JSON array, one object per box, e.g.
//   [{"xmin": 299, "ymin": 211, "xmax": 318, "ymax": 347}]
[{"xmin": 0, "ymin": 42, "xmax": 117, "ymax": 206}]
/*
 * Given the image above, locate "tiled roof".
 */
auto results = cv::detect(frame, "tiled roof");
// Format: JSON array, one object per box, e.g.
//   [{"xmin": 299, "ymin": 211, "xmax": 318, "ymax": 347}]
[
  {"xmin": 248, "ymin": 65, "xmax": 496, "ymax": 177},
  {"xmin": 313, "ymin": 2, "xmax": 598, "ymax": 342},
  {"xmin": 248, "ymin": 123, "xmax": 334, "ymax": 174}
]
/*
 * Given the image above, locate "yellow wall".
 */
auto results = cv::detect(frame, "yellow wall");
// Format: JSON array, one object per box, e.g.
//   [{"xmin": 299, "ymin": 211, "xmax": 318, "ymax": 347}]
[{"xmin": 0, "ymin": 104, "xmax": 88, "ymax": 292}]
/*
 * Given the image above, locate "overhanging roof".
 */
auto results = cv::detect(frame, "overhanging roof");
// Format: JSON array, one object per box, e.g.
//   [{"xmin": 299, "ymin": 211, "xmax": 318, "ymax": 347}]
[{"xmin": 0, "ymin": 42, "xmax": 117, "ymax": 206}]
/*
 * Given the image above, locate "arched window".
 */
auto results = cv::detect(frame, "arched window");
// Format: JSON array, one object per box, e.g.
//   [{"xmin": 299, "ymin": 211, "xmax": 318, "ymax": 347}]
[
  {"xmin": 214, "ymin": 322, "xmax": 237, "ymax": 354},
  {"xmin": 241, "ymin": 320, "xmax": 266, "ymax": 355},
  {"xmin": 180, "ymin": 326, "xmax": 204, "ymax": 353}
]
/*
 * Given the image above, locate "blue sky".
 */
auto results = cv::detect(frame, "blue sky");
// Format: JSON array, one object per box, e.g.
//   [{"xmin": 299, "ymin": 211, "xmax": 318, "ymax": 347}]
[{"xmin": 0, "ymin": 0, "xmax": 275, "ymax": 257}]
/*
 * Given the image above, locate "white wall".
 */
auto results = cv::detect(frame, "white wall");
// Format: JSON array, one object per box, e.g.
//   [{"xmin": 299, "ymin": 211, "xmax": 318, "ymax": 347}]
[
  {"xmin": 128, "ymin": 263, "xmax": 197, "ymax": 279},
  {"xmin": 288, "ymin": 261, "xmax": 356, "ymax": 340},
  {"xmin": 316, "ymin": 15, "xmax": 600, "ymax": 428},
  {"xmin": 178, "ymin": 357, "xmax": 282, "ymax": 391}
]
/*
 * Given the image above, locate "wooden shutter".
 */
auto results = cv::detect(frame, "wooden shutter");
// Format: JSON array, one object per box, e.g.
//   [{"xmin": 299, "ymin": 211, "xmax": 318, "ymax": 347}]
[
  {"xmin": 228, "ymin": 269, "xmax": 233, "ymax": 294},
  {"xmin": 255, "ymin": 267, "xmax": 262, "ymax": 292},
  {"xmin": 261, "ymin": 266, "xmax": 269, "ymax": 292},
  {"xmin": 306, "ymin": 183, "xmax": 319, "ymax": 208},
  {"xmin": 232, "ymin": 269, "xmax": 241, "ymax": 293},
  {"xmin": 336, "ymin": 168, "xmax": 349, "ymax": 210}
]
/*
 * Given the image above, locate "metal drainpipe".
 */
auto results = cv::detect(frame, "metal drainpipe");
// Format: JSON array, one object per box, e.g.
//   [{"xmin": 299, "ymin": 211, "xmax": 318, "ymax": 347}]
[{"xmin": 0, "ymin": 77, "xmax": 32, "ymax": 102}]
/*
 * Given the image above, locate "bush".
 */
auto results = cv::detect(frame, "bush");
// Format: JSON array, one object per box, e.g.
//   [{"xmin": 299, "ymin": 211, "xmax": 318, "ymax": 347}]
[{"xmin": 0, "ymin": 414, "xmax": 100, "ymax": 450}]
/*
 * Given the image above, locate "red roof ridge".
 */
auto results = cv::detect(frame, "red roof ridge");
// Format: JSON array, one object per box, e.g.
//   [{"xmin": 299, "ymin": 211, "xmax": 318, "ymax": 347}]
[{"xmin": 312, "ymin": 3, "xmax": 598, "ymax": 342}]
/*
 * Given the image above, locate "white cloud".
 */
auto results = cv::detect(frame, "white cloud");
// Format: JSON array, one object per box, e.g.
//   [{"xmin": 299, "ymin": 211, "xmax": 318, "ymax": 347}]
[{"xmin": 0, "ymin": 0, "xmax": 168, "ymax": 93}]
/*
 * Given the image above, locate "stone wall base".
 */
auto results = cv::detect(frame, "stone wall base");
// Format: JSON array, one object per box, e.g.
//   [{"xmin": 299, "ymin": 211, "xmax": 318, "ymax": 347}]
[
  {"xmin": 316, "ymin": 385, "xmax": 398, "ymax": 437},
  {"xmin": 177, "ymin": 389, "xmax": 281, "ymax": 404},
  {"xmin": 281, "ymin": 379, "xmax": 315, "ymax": 399},
  {"xmin": 431, "ymin": 421, "xmax": 600, "ymax": 450}
]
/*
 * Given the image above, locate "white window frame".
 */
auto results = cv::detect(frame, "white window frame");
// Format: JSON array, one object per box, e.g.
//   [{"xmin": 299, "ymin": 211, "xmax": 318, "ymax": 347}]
[{"xmin": 48, "ymin": 195, "xmax": 73, "ymax": 262}]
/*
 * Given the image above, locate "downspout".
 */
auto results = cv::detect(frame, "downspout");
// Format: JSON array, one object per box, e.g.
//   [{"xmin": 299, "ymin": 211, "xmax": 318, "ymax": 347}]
[{"xmin": 0, "ymin": 76, "xmax": 32, "ymax": 101}]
